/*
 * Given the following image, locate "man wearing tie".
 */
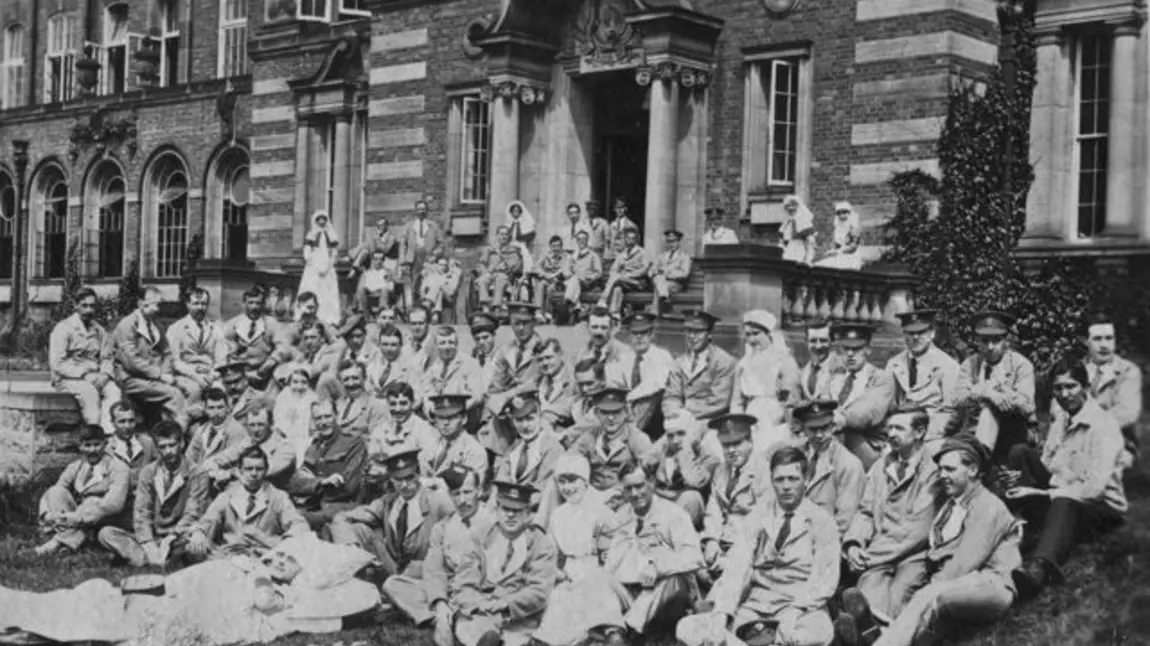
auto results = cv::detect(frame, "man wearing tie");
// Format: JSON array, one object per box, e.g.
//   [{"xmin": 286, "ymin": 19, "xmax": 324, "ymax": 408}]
[
  {"xmin": 424, "ymin": 394, "xmax": 489, "ymax": 485},
  {"xmin": 111, "ymin": 285, "xmax": 188, "ymax": 429},
  {"xmin": 678, "ymin": 446, "xmax": 840, "ymax": 646},
  {"xmin": 165, "ymin": 287, "xmax": 228, "ymax": 414},
  {"xmin": 484, "ymin": 303, "xmax": 544, "ymax": 457},
  {"xmin": 331, "ymin": 359, "xmax": 389, "ymax": 440},
  {"xmin": 105, "ymin": 400, "xmax": 159, "ymax": 496},
  {"xmin": 331, "ymin": 449, "xmax": 453, "ymax": 586},
  {"xmin": 401, "ymin": 200, "xmax": 444, "ymax": 308},
  {"xmin": 318, "ymin": 315, "xmax": 384, "ymax": 401},
  {"xmin": 885, "ymin": 310, "xmax": 960, "ymax": 444},
  {"xmin": 421, "ymin": 326, "xmax": 484, "ymax": 414},
  {"xmin": 194, "ymin": 405, "xmax": 296, "ymax": 500},
  {"xmin": 827, "ymin": 323, "xmax": 895, "ymax": 470},
  {"xmin": 562, "ymin": 229, "xmax": 604, "ymax": 320},
  {"xmin": 185, "ymin": 387, "xmax": 248, "ymax": 469},
  {"xmin": 663, "ymin": 310, "xmax": 737, "ymax": 423},
  {"xmin": 570, "ymin": 389, "xmax": 654, "ymax": 504},
  {"xmin": 579, "ymin": 306, "xmax": 636, "ymax": 390},
  {"xmin": 35, "ymin": 424, "xmax": 131, "ymax": 557},
  {"xmin": 49, "ymin": 286, "xmax": 121, "ymax": 434},
  {"xmin": 598, "ymin": 228, "xmax": 651, "ymax": 319},
  {"xmin": 624, "ymin": 312, "xmax": 675, "ymax": 437},
  {"xmin": 799, "ymin": 319, "xmax": 837, "ymax": 401},
  {"xmin": 535, "ymin": 338, "xmax": 577, "ymax": 432},
  {"xmin": 650, "ymin": 229, "xmax": 692, "ymax": 315},
  {"xmin": 493, "ymin": 390, "xmax": 565, "ymax": 525},
  {"xmin": 796, "ymin": 400, "xmax": 865, "ymax": 535},
  {"xmin": 223, "ymin": 286, "xmax": 288, "ymax": 392},
  {"xmin": 1078, "ymin": 313, "xmax": 1143, "ymax": 470}
]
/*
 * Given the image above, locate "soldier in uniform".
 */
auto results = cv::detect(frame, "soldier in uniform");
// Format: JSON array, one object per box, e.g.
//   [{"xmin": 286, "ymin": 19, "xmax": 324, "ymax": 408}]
[
  {"xmin": 625, "ymin": 312, "xmax": 676, "ymax": 437},
  {"xmin": 796, "ymin": 400, "xmax": 866, "ymax": 535},
  {"xmin": 531, "ymin": 235, "xmax": 571, "ymax": 318},
  {"xmin": 185, "ymin": 387, "xmax": 248, "ymax": 469},
  {"xmin": 422, "ymin": 326, "xmax": 484, "ymax": 415},
  {"xmin": 570, "ymin": 389, "xmax": 654, "ymax": 506},
  {"xmin": 663, "ymin": 310, "xmax": 738, "ymax": 423},
  {"xmin": 562, "ymin": 229, "xmax": 604, "ymax": 320},
  {"xmin": 50, "ymin": 286, "xmax": 121, "ymax": 434},
  {"xmin": 476, "ymin": 225, "xmax": 532, "ymax": 314},
  {"xmin": 111, "ymin": 285, "xmax": 188, "ymax": 429},
  {"xmin": 165, "ymin": 287, "xmax": 228, "ymax": 414},
  {"xmin": 827, "ymin": 323, "xmax": 896, "ymax": 470},
  {"xmin": 484, "ymin": 303, "xmax": 544, "ymax": 458},
  {"xmin": 218, "ymin": 359, "xmax": 275, "ymax": 425},
  {"xmin": 493, "ymin": 390, "xmax": 565, "ymax": 524},
  {"xmin": 598, "ymin": 228, "xmax": 651, "ymax": 319},
  {"xmin": 580, "ymin": 306, "xmax": 636, "ymax": 389},
  {"xmin": 647, "ymin": 412, "xmax": 721, "ymax": 529},
  {"xmin": 584, "ymin": 199, "xmax": 610, "ymax": 256},
  {"xmin": 885, "ymin": 310, "xmax": 960, "ymax": 445},
  {"xmin": 195, "ymin": 404, "xmax": 296, "ymax": 499},
  {"xmin": 318, "ymin": 315, "xmax": 384, "ymax": 401},
  {"xmin": 289, "ymin": 399, "xmax": 368, "ymax": 531},
  {"xmin": 650, "ymin": 229, "xmax": 692, "ymax": 314},
  {"xmin": 799, "ymin": 319, "xmax": 836, "ymax": 401},
  {"xmin": 606, "ymin": 198, "xmax": 640, "ymax": 264},
  {"xmin": 536, "ymin": 338, "xmax": 578, "ymax": 431},
  {"xmin": 700, "ymin": 207, "xmax": 739, "ymax": 245},
  {"xmin": 331, "ymin": 360, "xmax": 389, "ymax": 440},
  {"xmin": 424, "ymin": 394, "xmax": 490, "ymax": 485},
  {"xmin": 223, "ymin": 286, "xmax": 288, "ymax": 392}
]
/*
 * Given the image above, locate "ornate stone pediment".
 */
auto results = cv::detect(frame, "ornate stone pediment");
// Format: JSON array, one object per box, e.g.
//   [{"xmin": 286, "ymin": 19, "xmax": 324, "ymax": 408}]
[{"xmin": 570, "ymin": 0, "xmax": 647, "ymax": 70}]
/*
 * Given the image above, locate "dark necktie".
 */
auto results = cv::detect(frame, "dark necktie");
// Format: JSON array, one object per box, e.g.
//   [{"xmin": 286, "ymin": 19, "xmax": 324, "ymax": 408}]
[
  {"xmin": 908, "ymin": 355, "xmax": 918, "ymax": 388},
  {"xmin": 245, "ymin": 491, "xmax": 257, "ymax": 516},
  {"xmin": 806, "ymin": 449, "xmax": 819, "ymax": 480},
  {"xmin": 593, "ymin": 346, "xmax": 604, "ymax": 364},
  {"xmin": 515, "ymin": 442, "xmax": 531, "ymax": 480},
  {"xmin": 807, "ymin": 362, "xmax": 820, "ymax": 395},
  {"xmin": 774, "ymin": 512, "xmax": 794, "ymax": 551},
  {"xmin": 982, "ymin": 361, "xmax": 994, "ymax": 382},
  {"xmin": 247, "ymin": 319, "xmax": 257, "ymax": 341},
  {"xmin": 513, "ymin": 345, "xmax": 523, "ymax": 369},
  {"xmin": 441, "ymin": 359, "xmax": 451, "ymax": 381},
  {"xmin": 726, "ymin": 467, "xmax": 741, "ymax": 499},
  {"xmin": 197, "ymin": 321, "xmax": 206, "ymax": 346},
  {"xmin": 511, "ymin": 221, "xmax": 520, "ymax": 241},
  {"xmin": 631, "ymin": 352, "xmax": 644, "ymax": 388},
  {"xmin": 838, "ymin": 370, "xmax": 857, "ymax": 405},
  {"xmin": 394, "ymin": 501, "xmax": 409, "ymax": 552},
  {"xmin": 433, "ymin": 442, "xmax": 449, "ymax": 472},
  {"xmin": 501, "ymin": 537, "xmax": 516, "ymax": 573},
  {"xmin": 205, "ymin": 426, "xmax": 218, "ymax": 449},
  {"xmin": 934, "ymin": 501, "xmax": 955, "ymax": 544},
  {"xmin": 896, "ymin": 459, "xmax": 908, "ymax": 483},
  {"xmin": 341, "ymin": 398, "xmax": 355, "ymax": 423},
  {"xmin": 634, "ymin": 516, "xmax": 645, "ymax": 536}
]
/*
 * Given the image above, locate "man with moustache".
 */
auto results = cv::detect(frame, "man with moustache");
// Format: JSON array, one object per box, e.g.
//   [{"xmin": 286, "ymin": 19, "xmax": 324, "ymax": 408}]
[
  {"xmin": 885, "ymin": 310, "xmax": 960, "ymax": 445},
  {"xmin": 224, "ymin": 286, "xmax": 288, "ymax": 392},
  {"xmin": 701, "ymin": 207, "xmax": 739, "ymax": 246},
  {"xmin": 369, "ymin": 381, "xmax": 440, "ymax": 467},
  {"xmin": 318, "ymin": 315, "xmax": 383, "ymax": 400},
  {"xmin": 826, "ymin": 324, "xmax": 896, "ymax": 470},
  {"xmin": 422, "ymin": 326, "xmax": 483, "ymax": 414},
  {"xmin": 332, "ymin": 360, "xmax": 389, "ymax": 440},
  {"xmin": 166, "ymin": 287, "xmax": 228, "ymax": 413},
  {"xmin": 99, "ymin": 421, "xmax": 197, "ymax": 567},
  {"xmin": 648, "ymin": 412, "xmax": 721, "ymax": 529},
  {"xmin": 484, "ymin": 303, "xmax": 544, "ymax": 457},
  {"xmin": 449, "ymin": 481, "xmax": 558, "ymax": 646},
  {"xmin": 185, "ymin": 387, "xmax": 248, "ymax": 469},
  {"xmin": 1078, "ymin": 313, "xmax": 1143, "ymax": 470},
  {"xmin": 493, "ymin": 390, "xmax": 565, "ymax": 524},
  {"xmin": 571, "ymin": 389, "xmax": 654, "ymax": 506},
  {"xmin": 424, "ymin": 394, "xmax": 489, "ymax": 485},
  {"xmin": 598, "ymin": 228, "xmax": 651, "ymax": 319},
  {"xmin": 796, "ymin": 400, "xmax": 865, "ymax": 535},
  {"xmin": 405, "ymin": 306, "xmax": 437, "ymax": 375},
  {"xmin": 799, "ymin": 320, "xmax": 836, "ymax": 401},
  {"xmin": 663, "ymin": 310, "xmax": 737, "ymax": 423},
  {"xmin": 678, "ymin": 446, "xmax": 839, "ymax": 646},
  {"xmin": 650, "ymin": 229, "xmax": 692, "ymax": 315},
  {"xmin": 196, "ymin": 404, "xmax": 296, "ymax": 498},
  {"xmin": 289, "ymin": 399, "xmax": 368, "ymax": 531},
  {"xmin": 951, "ymin": 311, "xmax": 1035, "ymax": 464},
  {"xmin": 836, "ymin": 408, "xmax": 940, "ymax": 645},
  {"xmin": 580, "ymin": 306, "xmax": 636, "ymax": 389},
  {"xmin": 111, "ymin": 285, "xmax": 188, "ymax": 429},
  {"xmin": 50, "ymin": 286, "xmax": 121, "ymax": 434},
  {"xmin": 35, "ymin": 424, "xmax": 131, "ymax": 557},
  {"xmin": 625, "ymin": 312, "xmax": 675, "ymax": 437}
]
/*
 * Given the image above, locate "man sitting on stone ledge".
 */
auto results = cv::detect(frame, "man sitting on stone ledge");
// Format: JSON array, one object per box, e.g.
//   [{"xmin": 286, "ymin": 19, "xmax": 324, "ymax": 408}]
[
  {"xmin": 165, "ymin": 287, "xmax": 228, "ymax": 418},
  {"xmin": 49, "ymin": 286, "xmax": 121, "ymax": 435},
  {"xmin": 111, "ymin": 285, "xmax": 188, "ymax": 430}
]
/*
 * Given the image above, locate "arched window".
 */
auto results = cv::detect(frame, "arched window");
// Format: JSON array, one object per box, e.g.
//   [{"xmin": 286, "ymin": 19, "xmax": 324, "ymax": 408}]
[
  {"xmin": 206, "ymin": 146, "xmax": 249, "ymax": 262},
  {"xmin": 32, "ymin": 166, "xmax": 68, "ymax": 279},
  {"xmin": 2, "ymin": 25, "xmax": 26, "ymax": 109},
  {"xmin": 151, "ymin": 155, "xmax": 188, "ymax": 277},
  {"xmin": 222, "ymin": 162, "xmax": 249, "ymax": 261},
  {"xmin": 0, "ymin": 173, "xmax": 14, "ymax": 279},
  {"xmin": 84, "ymin": 160, "xmax": 125, "ymax": 278}
]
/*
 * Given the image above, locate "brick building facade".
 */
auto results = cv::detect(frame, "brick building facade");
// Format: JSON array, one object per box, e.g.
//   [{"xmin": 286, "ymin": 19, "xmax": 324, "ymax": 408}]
[{"xmin": 0, "ymin": 0, "xmax": 1002, "ymax": 312}]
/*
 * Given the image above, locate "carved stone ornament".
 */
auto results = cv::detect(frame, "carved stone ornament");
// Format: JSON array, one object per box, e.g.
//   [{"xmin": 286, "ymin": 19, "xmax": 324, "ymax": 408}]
[
  {"xmin": 573, "ymin": 0, "xmax": 645, "ymax": 71},
  {"xmin": 634, "ymin": 62, "xmax": 712, "ymax": 92},
  {"xmin": 479, "ymin": 80, "xmax": 549, "ymax": 106},
  {"xmin": 762, "ymin": 0, "xmax": 803, "ymax": 16}
]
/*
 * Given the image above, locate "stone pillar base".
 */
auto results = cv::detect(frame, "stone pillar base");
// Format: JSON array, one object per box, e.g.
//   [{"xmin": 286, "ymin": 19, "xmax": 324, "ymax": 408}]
[{"xmin": 697, "ymin": 244, "xmax": 789, "ymax": 325}]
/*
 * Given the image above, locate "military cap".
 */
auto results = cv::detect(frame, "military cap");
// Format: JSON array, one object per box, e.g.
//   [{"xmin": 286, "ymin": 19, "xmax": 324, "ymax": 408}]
[
  {"xmin": 506, "ymin": 389, "xmax": 541, "ymax": 419},
  {"xmin": 429, "ymin": 394, "xmax": 469, "ymax": 418},
  {"xmin": 384, "ymin": 448, "xmax": 422, "ymax": 477},
  {"xmin": 469, "ymin": 312, "xmax": 499, "ymax": 334},
  {"xmin": 494, "ymin": 480, "xmax": 536, "ymax": 510},
  {"xmin": 897, "ymin": 309, "xmax": 939, "ymax": 334},
  {"xmin": 832, "ymin": 323, "xmax": 874, "ymax": 349},
  {"xmin": 933, "ymin": 434, "xmax": 991, "ymax": 471},
  {"xmin": 507, "ymin": 301, "xmax": 538, "ymax": 321},
  {"xmin": 708, "ymin": 414, "xmax": 756, "ymax": 444},
  {"xmin": 793, "ymin": 400, "xmax": 839, "ymax": 428},
  {"xmin": 79, "ymin": 424, "xmax": 108, "ymax": 442},
  {"xmin": 625, "ymin": 311, "xmax": 657, "ymax": 334},
  {"xmin": 441, "ymin": 465, "xmax": 477, "ymax": 492},
  {"xmin": 339, "ymin": 314, "xmax": 367, "ymax": 339},
  {"xmin": 593, "ymin": 388, "xmax": 629, "ymax": 413},
  {"xmin": 664, "ymin": 229, "xmax": 684, "ymax": 241},
  {"xmin": 704, "ymin": 207, "xmax": 725, "ymax": 217},
  {"xmin": 970, "ymin": 311, "xmax": 1014, "ymax": 337},
  {"xmin": 683, "ymin": 309, "xmax": 720, "ymax": 331},
  {"xmin": 218, "ymin": 358, "xmax": 250, "ymax": 376}
]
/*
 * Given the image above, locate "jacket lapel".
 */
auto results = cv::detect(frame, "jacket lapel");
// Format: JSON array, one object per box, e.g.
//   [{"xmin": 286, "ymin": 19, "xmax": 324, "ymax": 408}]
[{"xmin": 841, "ymin": 364, "xmax": 872, "ymax": 407}]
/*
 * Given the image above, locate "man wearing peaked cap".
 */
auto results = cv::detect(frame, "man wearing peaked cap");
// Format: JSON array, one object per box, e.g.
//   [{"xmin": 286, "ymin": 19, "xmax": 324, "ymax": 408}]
[
  {"xmin": 651, "ymin": 228, "xmax": 692, "ymax": 315},
  {"xmin": 483, "ymin": 301, "xmax": 545, "ymax": 457},
  {"xmin": 795, "ymin": 399, "xmax": 865, "ymax": 535},
  {"xmin": 887, "ymin": 309, "xmax": 961, "ymax": 445},
  {"xmin": 950, "ymin": 309, "xmax": 1035, "ymax": 465},
  {"xmin": 624, "ymin": 309, "xmax": 676, "ymax": 438},
  {"xmin": 827, "ymin": 321, "xmax": 896, "ymax": 471},
  {"xmin": 449, "ymin": 478, "xmax": 558, "ymax": 646},
  {"xmin": 664, "ymin": 309, "xmax": 737, "ymax": 424},
  {"xmin": 425, "ymin": 394, "xmax": 489, "ymax": 485},
  {"xmin": 469, "ymin": 312, "xmax": 501, "ymax": 398},
  {"xmin": 493, "ymin": 388, "xmax": 565, "ymax": 526},
  {"xmin": 570, "ymin": 387, "xmax": 654, "ymax": 497},
  {"xmin": 702, "ymin": 207, "xmax": 739, "ymax": 246}
]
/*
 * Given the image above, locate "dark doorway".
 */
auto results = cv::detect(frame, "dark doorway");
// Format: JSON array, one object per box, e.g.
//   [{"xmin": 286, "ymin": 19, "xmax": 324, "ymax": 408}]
[{"xmin": 590, "ymin": 72, "xmax": 648, "ymax": 240}]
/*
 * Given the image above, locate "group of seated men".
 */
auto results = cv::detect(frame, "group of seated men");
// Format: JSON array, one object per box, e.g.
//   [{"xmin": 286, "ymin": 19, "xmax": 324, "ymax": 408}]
[{"xmin": 40, "ymin": 279, "xmax": 1140, "ymax": 646}]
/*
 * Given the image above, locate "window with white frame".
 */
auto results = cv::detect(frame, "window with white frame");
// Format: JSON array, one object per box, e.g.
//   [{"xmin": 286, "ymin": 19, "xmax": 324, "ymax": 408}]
[
  {"xmin": 33, "ymin": 167, "xmax": 68, "ymax": 279},
  {"xmin": 1075, "ymin": 34, "xmax": 1110, "ymax": 238},
  {"xmin": 84, "ymin": 161, "xmax": 125, "ymax": 278},
  {"xmin": 45, "ymin": 15, "xmax": 78, "ymax": 103},
  {"xmin": 742, "ymin": 50, "xmax": 811, "ymax": 195},
  {"xmin": 222, "ymin": 162, "xmax": 249, "ymax": 261},
  {"xmin": 300, "ymin": 0, "xmax": 329, "ymax": 20},
  {"xmin": 151, "ymin": 155, "xmax": 189, "ymax": 277},
  {"xmin": 159, "ymin": 0, "xmax": 180, "ymax": 87},
  {"xmin": 101, "ymin": 4, "xmax": 129, "ymax": 95},
  {"xmin": 2, "ymin": 25, "xmax": 26, "ymax": 109},
  {"xmin": 218, "ymin": 0, "xmax": 248, "ymax": 78},
  {"xmin": 0, "ymin": 173, "xmax": 14, "ymax": 279},
  {"xmin": 339, "ymin": 0, "xmax": 369, "ymax": 18},
  {"xmin": 453, "ymin": 95, "xmax": 491, "ymax": 205}
]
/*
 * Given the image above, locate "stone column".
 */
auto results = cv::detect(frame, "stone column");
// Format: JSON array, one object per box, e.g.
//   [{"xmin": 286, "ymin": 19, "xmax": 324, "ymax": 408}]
[
  {"xmin": 642, "ymin": 65, "xmax": 680, "ymax": 252},
  {"xmin": 489, "ymin": 88, "xmax": 521, "ymax": 235},
  {"xmin": 1103, "ymin": 22, "xmax": 1140, "ymax": 237},
  {"xmin": 332, "ymin": 114, "xmax": 353, "ymax": 245},
  {"xmin": 1023, "ymin": 31, "xmax": 1065, "ymax": 241}
]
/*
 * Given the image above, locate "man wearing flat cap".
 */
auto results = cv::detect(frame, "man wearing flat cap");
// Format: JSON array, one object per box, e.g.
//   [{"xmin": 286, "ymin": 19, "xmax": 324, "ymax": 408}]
[
  {"xmin": 885, "ymin": 309, "xmax": 960, "ymax": 443},
  {"xmin": 330, "ymin": 448, "xmax": 454, "ymax": 584},
  {"xmin": 795, "ymin": 400, "xmax": 865, "ymax": 535},
  {"xmin": 485, "ymin": 303, "xmax": 545, "ymax": 456},
  {"xmin": 647, "ymin": 411, "xmax": 721, "ymax": 528},
  {"xmin": 571, "ymin": 388, "xmax": 654, "ymax": 506},
  {"xmin": 493, "ymin": 389, "xmax": 565, "ymax": 525},
  {"xmin": 851, "ymin": 435, "xmax": 1022, "ymax": 646},
  {"xmin": 951, "ymin": 311, "xmax": 1035, "ymax": 463},
  {"xmin": 625, "ymin": 311, "xmax": 676, "ymax": 437},
  {"xmin": 827, "ymin": 323, "xmax": 896, "ymax": 470},
  {"xmin": 451, "ymin": 481, "xmax": 558, "ymax": 646},
  {"xmin": 702, "ymin": 207, "xmax": 739, "ymax": 246},
  {"xmin": 598, "ymin": 227, "xmax": 652, "ymax": 319},
  {"xmin": 317, "ymin": 314, "xmax": 383, "ymax": 401},
  {"xmin": 700, "ymin": 413, "xmax": 775, "ymax": 582},
  {"xmin": 424, "ymin": 394, "xmax": 489, "ymax": 485},
  {"xmin": 664, "ymin": 310, "xmax": 738, "ymax": 423},
  {"xmin": 650, "ymin": 229, "xmax": 692, "ymax": 314}
]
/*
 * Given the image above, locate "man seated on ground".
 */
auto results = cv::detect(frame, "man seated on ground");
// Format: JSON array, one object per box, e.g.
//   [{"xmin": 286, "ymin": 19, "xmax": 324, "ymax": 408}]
[
  {"xmin": 224, "ymin": 286, "xmax": 288, "ymax": 392},
  {"xmin": 186, "ymin": 388, "xmax": 248, "ymax": 470},
  {"xmin": 663, "ymin": 310, "xmax": 737, "ymax": 423},
  {"xmin": 219, "ymin": 359, "xmax": 276, "ymax": 424},
  {"xmin": 332, "ymin": 360, "xmax": 390, "ymax": 440},
  {"xmin": 369, "ymin": 381, "xmax": 440, "ymax": 471},
  {"xmin": 679, "ymin": 446, "xmax": 839, "ymax": 646},
  {"xmin": 366, "ymin": 324, "xmax": 420, "ymax": 399},
  {"xmin": 535, "ymin": 338, "xmax": 577, "ymax": 432},
  {"xmin": 531, "ymin": 235, "xmax": 571, "ymax": 319},
  {"xmin": 580, "ymin": 306, "xmax": 636, "ymax": 389},
  {"xmin": 885, "ymin": 310, "xmax": 960, "ymax": 444},
  {"xmin": 951, "ymin": 311, "xmax": 1035, "ymax": 465},
  {"xmin": 289, "ymin": 399, "xmax": 368, "ymax": 531},
  {"xmin": 111, "ymin": 285, "xmax": 189, "ymax": 429},
  {"xmin": 35, "ymin": 424, "xmax": 131, "ymax": 557},
  {"xmin": 483, "ymin": 303, "xmax": 544, "ymax": 457},
  {"xmin": 700, "ymin": 413, "xmax": 774, "ymax": 585},
  {"xmin": 196, "ymin": 404, "xmax": 296, "ymax": 500},
  {"xmin": 423, "ymin": 393, "xmax": 489, "ymax": 485},
  {"xmin": 570, "ymin": 388, "xmax": 654, "ymax": 508},
  {"xmin": 650, "ymin": 229, "xmax": 692, "ymax": 315},
  {"xmin": 598, "ymin": 228, "xmax": 651, "ymax": 319},
  {"xmin": 166, "ymin": 287, "xmax": 228, "ymax": 416},
  {"xmin": 356, "ymin": 248, "xmax": 396, "ymax": 316},
  {"xmin": 795, "ymin": 400, "xmax": 865, "ymax": 535},
  {"xmin": 99, "ymin": 421, "xmax": 197, "ymax": 567},
  {"xmin": 493, "ymin": 390, "xmax": 565, "ymax": 524},
  {"xmin": 319, "ymin": 316, "xmax": 384, "ymax": 401},
  {"xmin": 450, "ymin": 481, "xmax": 558, "ymax": 646},
  {"xmin": 569, "ymin": 358, "xmax": 609, "ymax": 440},
  {"xmin": 273, "ymin": 321, "xmax": 336, "ymax": 387},
  {"xmin": 837, "ymin": 408, "xmax": 940, "ymax": 643},
  {"xmin": 626, "ymin": 312, "xmax": 676, "ymax": 436},
  {"xmin": 106, "ymin": 400, "xmax": 159, "ymax": 494},
  {"xmin": 647, "ymin": 411, "xmax": 720, "ymax": 530},
  {"xmin": 421, "ymin": 325, "xmax": 483, "ymax": 414},
  {"xmin": 1079, "ymin": 313, "xmax": 1143, "ymax": 470},
  {"xmin": 857, "ymin": 436, "xmax": 1021, "ymax": 646},
  {"xmin": 602, "ymin": 462, "xmax": 703, "ymax": 644},
  {"xmin": 475, "ymin": 225, "xmax": 531, "ymax": 315},
  {"xmin": 50, "ymin": 286, "xmax": 121, "ymax": 434},
  {"xmin": 330, "ymin": 448, "xmax": 453, "ymax": 587},
  {"xmin": 186, "ymin": 446, "xmax": 312, "ymax": 560},
  {"xmin": 1003, "ymin": 358, "xmax": 1127, "ymax": 600},
  {"xmin": 826, "ymin": 323, "xmax": 895, "ymax": 471}
]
